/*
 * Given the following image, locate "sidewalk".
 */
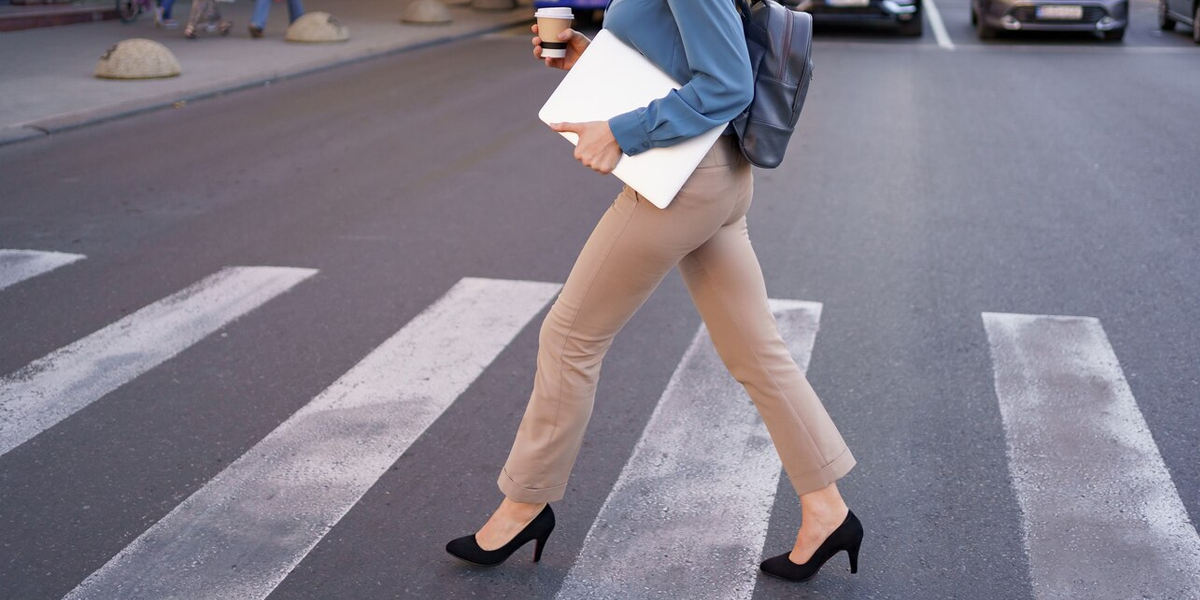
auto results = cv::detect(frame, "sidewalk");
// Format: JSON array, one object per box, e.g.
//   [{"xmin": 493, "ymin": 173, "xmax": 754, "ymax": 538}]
[{"xmin": 0, "ymin": 0, "xmax": 534, "ymax": 146}]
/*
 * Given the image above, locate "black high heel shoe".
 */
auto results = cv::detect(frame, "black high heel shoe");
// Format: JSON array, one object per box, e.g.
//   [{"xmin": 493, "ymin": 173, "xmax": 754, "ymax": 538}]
[
  {"xmin": 760, "ymin": 509, "xmax": 862, "ymax": 582},
  {"xmin": 445, "ymin": 503, "xmax": 555, "ymax": 567}
]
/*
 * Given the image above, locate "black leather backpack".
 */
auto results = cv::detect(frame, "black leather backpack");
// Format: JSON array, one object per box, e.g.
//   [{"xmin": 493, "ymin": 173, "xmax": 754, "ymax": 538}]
[{"xmin": 730, "ymin": 0, "xmax": 814, "ymax": 169}]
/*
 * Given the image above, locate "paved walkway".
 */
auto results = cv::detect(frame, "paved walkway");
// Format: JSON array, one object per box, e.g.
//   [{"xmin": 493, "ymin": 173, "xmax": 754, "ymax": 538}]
[{"xmin": 0, "ymin": 0, "xmax": 534, "ymax": 145}]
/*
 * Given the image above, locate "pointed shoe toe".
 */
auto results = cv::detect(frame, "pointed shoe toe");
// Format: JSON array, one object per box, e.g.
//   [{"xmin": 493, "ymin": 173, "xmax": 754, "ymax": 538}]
[{"xmin": 760, "ymin": 551, "xmax": 819, "ymax": 582}]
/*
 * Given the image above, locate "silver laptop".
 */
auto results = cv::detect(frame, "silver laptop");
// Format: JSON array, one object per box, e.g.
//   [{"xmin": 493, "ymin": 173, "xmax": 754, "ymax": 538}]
[{"xmin": 538, "ymin": 29, "xmax": 728, "ymax": 209}]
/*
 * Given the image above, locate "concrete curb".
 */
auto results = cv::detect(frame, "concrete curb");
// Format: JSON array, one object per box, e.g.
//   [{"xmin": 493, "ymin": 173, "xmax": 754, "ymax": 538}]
[{"xmin": 0, "ymin": 14, "xmax": 533, "ymax": 148}]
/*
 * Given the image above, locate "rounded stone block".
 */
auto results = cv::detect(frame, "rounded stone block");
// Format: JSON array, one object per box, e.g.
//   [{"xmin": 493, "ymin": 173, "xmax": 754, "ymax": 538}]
[
  {"xmin": 472, "ymin": 0, "xmax": 516, "ymax": 9},
  {"xmin": 94, "ymin": 38, "xmax": 180, "ymax": 80},
  {"xmin": 285, "ymin": 12, "xmax": 350, "ymax": 43},
  {"xmin": 402, "ymin": 0, "xmax": 453, "ymax": 24}
]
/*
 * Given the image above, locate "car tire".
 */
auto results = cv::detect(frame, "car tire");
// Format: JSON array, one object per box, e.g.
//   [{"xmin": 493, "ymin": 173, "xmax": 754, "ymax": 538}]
[
  {"xmin": 977, "ymin": 16, "xmax": 998, "ymax": 39},
  {"xmin": 1102, "ymin": 27, "xmax": 1125, "ymax": 41},
  {"xmin": 1193, "ymin": 5, "xmax": 1200, "ymax": 43},
  {"xmin": 898, "ymin": 14, "xmax": 923, "ymax": 36},
  {"xmin": 1157, "ymin": 0, "xmax": 1177, "ymax": 29}
]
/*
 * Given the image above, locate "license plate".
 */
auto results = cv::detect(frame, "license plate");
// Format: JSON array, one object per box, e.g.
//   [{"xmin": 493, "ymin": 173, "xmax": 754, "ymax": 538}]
[
  {"xmin": 827, "ymin": 0, "xmax": 870, "ymax": 6},
  {"xmin": 1035, "ymin": 4, "xmax": 1084, "ymax": 19}
]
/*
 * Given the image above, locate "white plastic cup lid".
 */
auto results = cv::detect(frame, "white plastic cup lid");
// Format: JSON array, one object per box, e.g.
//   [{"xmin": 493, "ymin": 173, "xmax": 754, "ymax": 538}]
[{"xmin": 535, "ymin": 7, "xmax": 573, "ymax": 18}]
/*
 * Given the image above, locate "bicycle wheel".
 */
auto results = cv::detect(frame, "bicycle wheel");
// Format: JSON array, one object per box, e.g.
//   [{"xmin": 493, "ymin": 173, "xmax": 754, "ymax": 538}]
[{"xmin": 116, "ymin": 0, "xmax": 141, "ymax": 23}]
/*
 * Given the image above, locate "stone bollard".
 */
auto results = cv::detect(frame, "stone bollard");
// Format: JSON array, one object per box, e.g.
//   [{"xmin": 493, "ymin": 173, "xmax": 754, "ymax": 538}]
[
  {"xmin": 402, "ymin": 0, "xmax": 453, "ymax": 24},
  {"xmin": 472, "ymin": 0, "xmax": 516, "ymax": 10},
  {"xmin": 285, "ymin": 12, "xmax": 350, "ymax": 43},
  {"xmin": 95, "ymin": 39, "xmax": 180, "ymax": 80}
]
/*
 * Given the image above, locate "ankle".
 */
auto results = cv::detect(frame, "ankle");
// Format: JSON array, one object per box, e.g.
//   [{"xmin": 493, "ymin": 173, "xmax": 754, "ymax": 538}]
[
  {"xmin": 500, "ymin": 498, "xmax": 546, "ymax": 519},
  {"xmin": 800, "ymin": 503, "xmax": 848, "ymax": 529}
]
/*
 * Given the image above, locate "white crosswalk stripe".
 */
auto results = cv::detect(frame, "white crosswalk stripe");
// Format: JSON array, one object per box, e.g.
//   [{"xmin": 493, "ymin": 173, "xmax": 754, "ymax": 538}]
[
  {"xmin": 982, "ymin": 312, "xmax": 1200, "ymax": 600},
  {"xmin": 0, "ymin": 249, "xmax": 85, "ymax": 291},
  {"xmin": 0, "ymin": 266, "xmax": 317, "ymax": 458},
  {"xmin": 555, "ymin": 299, "xmax": 824, "ymax": 600},
  {"xmin": 61, "ymin": 277, "xmax": 561, "ymax": 600}
]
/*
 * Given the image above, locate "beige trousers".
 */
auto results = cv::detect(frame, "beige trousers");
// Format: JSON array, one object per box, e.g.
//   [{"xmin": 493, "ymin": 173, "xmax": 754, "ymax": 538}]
[{"xmin": 498, "ymin": 134, "xmax": 856, "ymax": 503}]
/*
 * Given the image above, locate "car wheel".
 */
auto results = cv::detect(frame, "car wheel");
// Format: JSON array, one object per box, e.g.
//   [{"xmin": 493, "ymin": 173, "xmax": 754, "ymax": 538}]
[
  {"xmin": 977, "ymin": 14, "xmax": 998, "ymax": 39},
  {"xmin": 1102, "ymin": 27, "xmax": 1125, "ymax": 41},
  {"xmin": 898, "ymin": 14, "xmax": 923, "ymax": 36},
  {"xmin": 1193, "ymin": 5, "xmax": 1200, "ymax": 43},
  {"xmin": 1157, "ymin": 0, "xmax": 1177, "ymax": 29}
]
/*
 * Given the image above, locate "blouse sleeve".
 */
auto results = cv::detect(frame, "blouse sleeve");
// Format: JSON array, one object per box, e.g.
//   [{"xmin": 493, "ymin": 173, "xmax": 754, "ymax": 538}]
[{"xmin": 606, "ymin": 0, "xmax": 754, "ymax": 156}]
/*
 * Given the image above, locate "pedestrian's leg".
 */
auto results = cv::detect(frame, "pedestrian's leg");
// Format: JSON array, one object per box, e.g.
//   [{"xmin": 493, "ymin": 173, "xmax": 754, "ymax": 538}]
[
  {"xmin": 287, "ymin": 0, "xmax": 304, "ymax": 23},
  {"xmin": 251, "ymin": 0, "xmax": 270, "ymax": 29},
  {"xmin": 677, "ymin": 213, "xmax": 855, "ymax": 498},
  {"xmin": 497, "ymin": 175, "xmax": 736, "ymax": 503},
  {"xmin": 184, "ymin": 0, "xmax": 206, "ymax": 35},
  {"xmin": 203, "ymin": 0, "xmax": 218, "ymax": 25},
  {"xmin": 678, "ymin": 156, "xmax": 859, "ymax": 567}
]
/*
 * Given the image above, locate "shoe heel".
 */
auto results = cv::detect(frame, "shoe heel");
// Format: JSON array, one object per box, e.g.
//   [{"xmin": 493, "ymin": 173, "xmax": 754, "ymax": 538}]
[
  {"xmin": 847, "ymin": 541, "xmax": 860, "ymax": 574},
  {"xmin": 533, "ymin": 531, "xmax": 550, "ymax": 562}
]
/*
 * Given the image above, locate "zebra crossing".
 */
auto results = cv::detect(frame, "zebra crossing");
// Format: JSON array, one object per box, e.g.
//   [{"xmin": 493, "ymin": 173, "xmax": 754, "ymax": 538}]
[
  {"xmin": 0, "ymin": 266, "xmax": 317, "ymax": 458},
  {"xmin": 0, "ymin": 249, "xmax": 85, "ymax": 292},
  {"xmin": 1, "ymin": 248, "xmax": 1198, "ymax": 600},
  {"xmin": 982, "ymin": 313, "xmax": 1200, "ymax": 600}
]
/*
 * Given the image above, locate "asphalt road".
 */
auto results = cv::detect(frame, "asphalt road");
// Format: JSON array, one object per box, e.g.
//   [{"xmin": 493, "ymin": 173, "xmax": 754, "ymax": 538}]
[{"xmin": 2, "ymin": 1, "xmax": 1198, "ymax": 598}]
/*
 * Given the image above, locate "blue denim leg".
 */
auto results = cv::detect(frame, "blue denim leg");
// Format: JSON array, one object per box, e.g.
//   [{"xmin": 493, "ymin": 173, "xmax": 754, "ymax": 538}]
[
  {"xmin": 252, "ymin": 0, "xmax": 304, "ymax": 28},
  {"xmin": 251, "ymin": 0, "xmax": 271, "ymax": 28},
  {"xmin": 287, "ymin": 0, "xmax": 304, "ymax": 23}
]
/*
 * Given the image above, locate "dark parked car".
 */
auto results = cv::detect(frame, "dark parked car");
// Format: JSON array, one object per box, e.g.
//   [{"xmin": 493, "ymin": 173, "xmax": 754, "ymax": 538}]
[
  {"xmin": 972, "ymin": 0, "xmax": 1127, "ymax": 40},
  {"xmin": 784, "ymin": 0, "xmax": 923, "ymax": 37},
  {"xmin": 1157, "ymin": 0, "xmax": 1200, "ymax": 42}
]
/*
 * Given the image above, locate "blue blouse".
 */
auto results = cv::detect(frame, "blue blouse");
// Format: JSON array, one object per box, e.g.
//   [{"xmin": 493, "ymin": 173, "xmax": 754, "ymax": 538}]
[{"xmin": 601, "ymin": 0, "xmax": 754, "ymax": 156}]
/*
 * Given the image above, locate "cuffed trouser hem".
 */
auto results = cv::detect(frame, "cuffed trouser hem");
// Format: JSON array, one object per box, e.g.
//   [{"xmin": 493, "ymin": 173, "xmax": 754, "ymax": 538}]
[
  {"xmin": 498, "ymin": 467, "xmax": 567, "ymax": 503},
  {"xmin": 787, "ymin": 446, "xmax": 858, "ymax": 497}
]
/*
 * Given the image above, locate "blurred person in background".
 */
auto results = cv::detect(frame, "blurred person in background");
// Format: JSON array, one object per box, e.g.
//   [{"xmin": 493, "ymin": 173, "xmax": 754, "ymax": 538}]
[
  {"xmin": 183, "ymin": 0, "xmax": 232, "ymax": 38},
  {"xmin": 155, "ymin": 0, "xmax": 179, "ymax": 28}
]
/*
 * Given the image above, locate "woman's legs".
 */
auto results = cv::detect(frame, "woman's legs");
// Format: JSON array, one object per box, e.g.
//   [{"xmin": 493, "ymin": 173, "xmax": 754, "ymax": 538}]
[
  {"xmin": 185, "ymin": 0, "xmax": 217, "ymax": 32},
  {"xmin": 477, "ymin": 135, "xmax": 857, "ymax": 554}
]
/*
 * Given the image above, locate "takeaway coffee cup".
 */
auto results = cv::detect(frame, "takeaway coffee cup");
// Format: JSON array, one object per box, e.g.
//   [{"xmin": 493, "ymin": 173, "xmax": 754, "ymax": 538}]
[{"xmin": 535, "ymin": 7, "xmax": 573, "ymax": 59}]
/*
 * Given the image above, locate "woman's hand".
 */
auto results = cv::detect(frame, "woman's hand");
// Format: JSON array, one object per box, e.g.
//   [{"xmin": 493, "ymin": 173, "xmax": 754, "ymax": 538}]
[
  {"xmin": 550, "ymin": 121, "xmax": 624, "ymax": 175},
  {"xmin": 531, "ymin": 23, "xmax": 590, "ymax": 70}
]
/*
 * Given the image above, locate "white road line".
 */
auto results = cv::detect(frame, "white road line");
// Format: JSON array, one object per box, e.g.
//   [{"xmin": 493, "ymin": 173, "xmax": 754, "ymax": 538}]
[
  {"xmin": 923, "ymin": 0, "xmax": 956, "ymax": 50},
  {"xmin": 0, "ymin": 249, "xmax": 85, "ymax": 291},
  {"xmin": 982, "ymin": 312, "xmax": 1200, "ymax": 600},
  {"xmin": 0, "ymin": 266, "xmax": 316, "ymax": 458},
  {"xmin": 556, "ymin": 299, "xmax": 823, "ymax": 600},
  {"xmin": 62, "ymin": 277, "xmax": 561, "ymax": 600}
]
